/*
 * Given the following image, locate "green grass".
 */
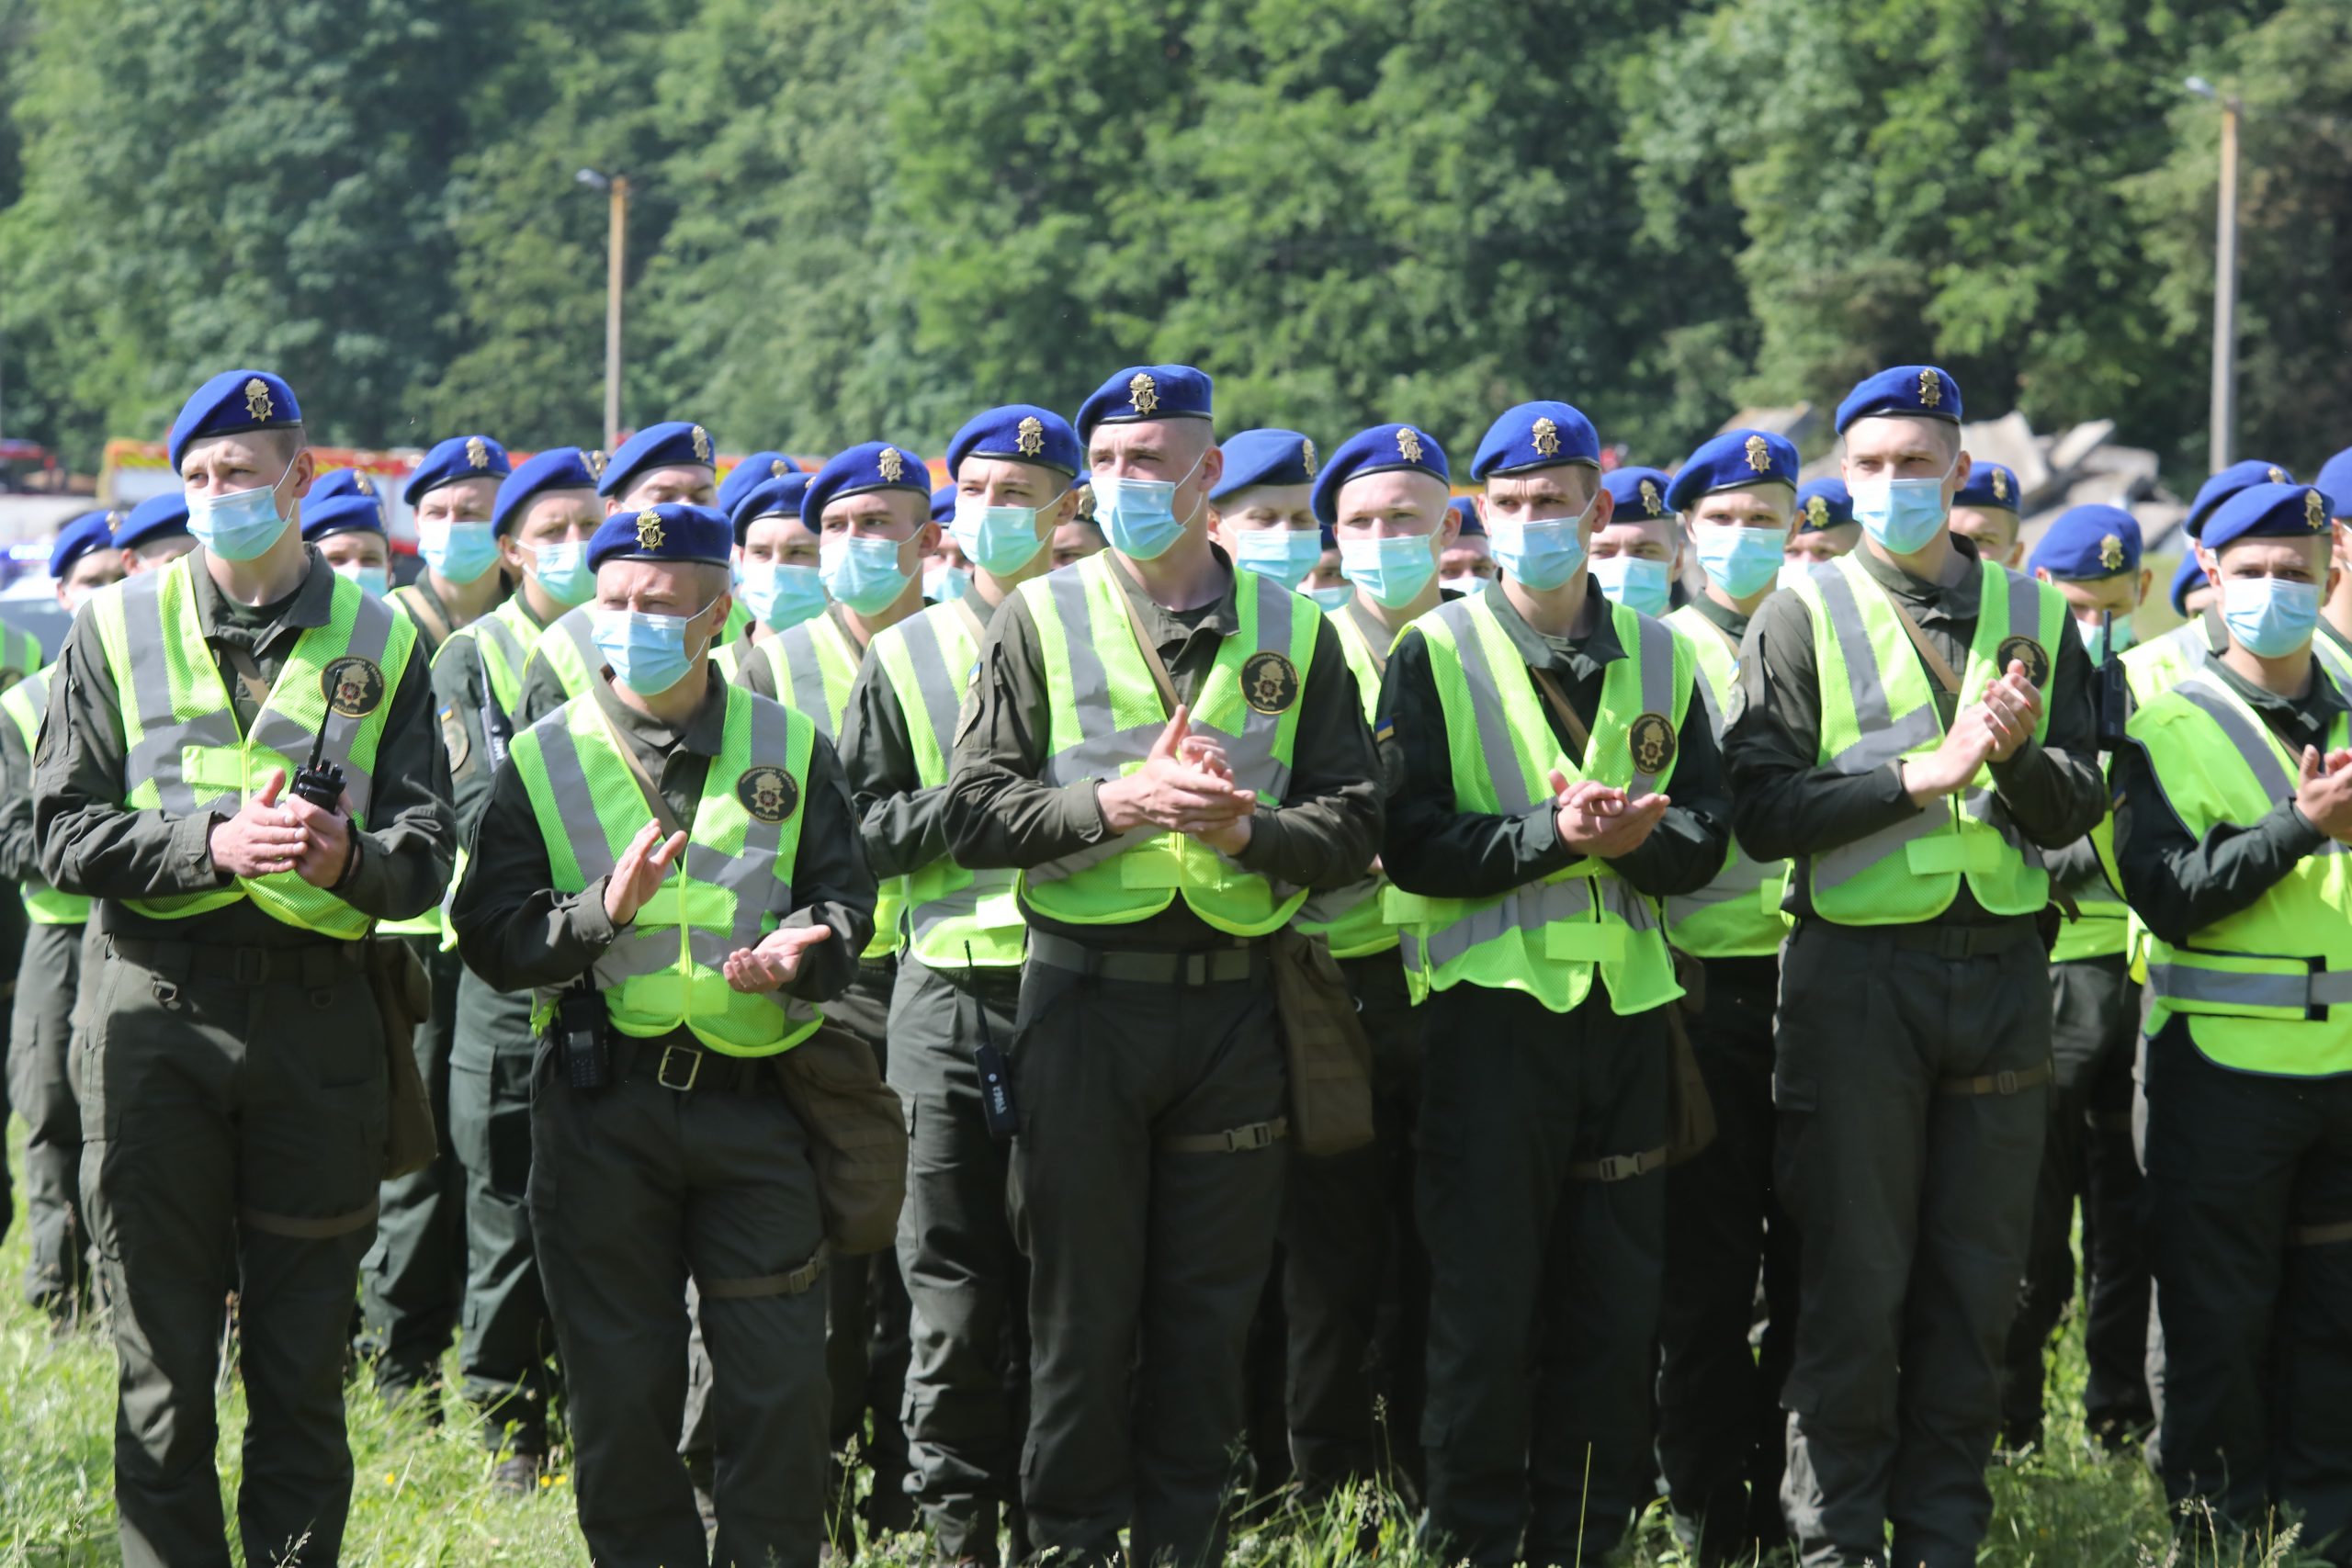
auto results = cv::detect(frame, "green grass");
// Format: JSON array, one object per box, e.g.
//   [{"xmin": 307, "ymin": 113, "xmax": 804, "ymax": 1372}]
[{"xmin": 0, "ymin": 1115, "xmax": 2333, "ymax": 1566}]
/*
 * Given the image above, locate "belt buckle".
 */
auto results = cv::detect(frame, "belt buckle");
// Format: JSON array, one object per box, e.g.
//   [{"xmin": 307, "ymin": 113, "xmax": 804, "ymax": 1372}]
[
  {"xmin": 1183, "ymin": 952, "xmax": 1209, "ymax": 987},
  {"xmin": 656, "ymin": 1043, "xmax": 703, "ymax": 1092},
  {"xmin": 1994, "ymin": 1069, "xmax": 2018, "ymax": 1096},
  {"xmin": 1225, "ymin": 1122, "xmax": 1277, "ymax": 1152},
  {"xmin": 233, "ymin": 948, "xmax": 266, "ymax": 986}
]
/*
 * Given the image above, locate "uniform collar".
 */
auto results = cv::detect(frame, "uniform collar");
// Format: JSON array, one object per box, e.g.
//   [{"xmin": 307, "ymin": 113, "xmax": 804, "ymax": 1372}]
[
  {"xmin": 1687, "ymin": 592, "xmax": 1749, "ymax": 646},
  {"xmin": 1483, "ymin": 578, "xmax": 1627, "ymax": 671},
  {"xmin": 594, "ymin": 662, "xmax": 733, "ymax": 759},
  {"xmin": 187, "ymin": 544, "xmax": 338, "ymax": 634},
  {"xmin": 1857, "ymin": 530, "xmax": 1984, "ymax": 623},
  {"xmin": 2207, "ymin": 649, "xmax": 2348, "ymax": 739},
  {"xmin": 1105, "ymin": 546, "xmax": 1242, "ymax": 641}
]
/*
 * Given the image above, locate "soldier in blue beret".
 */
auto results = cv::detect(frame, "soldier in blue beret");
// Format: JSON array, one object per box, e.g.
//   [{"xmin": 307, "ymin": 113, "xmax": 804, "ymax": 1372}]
[
  {"xmin": 300, "ymin": 487, "xmax": 392, "ymax": 599},
  {"xmin": 390, "ymin": 434, "xmax": 514, "ymax": 658},
  {"xmin": 1950, "ymin": 461, "xmax": 2026, "ymax": 568},
  {"xmin": 1387, "ymin": 397, "xmax": 1730, "ymax": 1564},
  {"xmin": 49, "ymin": 507, "xmax": 124, "ymax": 612},
  {"xmin": 2186, "ymin": 457, "xmax": 2295, "ymax": 539},
  {"xmin": 2109, "ymin": 479, "xmax": 2352, "ymax": 1557},
  {"xmin": 1991, "ymin": 503, "xmax": 2156, "ymax": 1459},
  {"xmin": 1724, "ymin": 367, "xmax": 2106, "ymax": 1568},
  {"xmin": 718, "ymin": 450, "xmax": 801, "ymax": 520},
  {"xmin": 947, "ymin": 363, "xmax": 1381, "ymax": 1568},
  {"xmin": 451, "ymin": 496, "xmax": 874, "ymax": 1568},
  {"xmin": 113, "ymin": 491, "xmax": 196, "ymax": 576},
  {"xmin": 1592, "ymin": 466, "xmax": 1682, "ymax": 617},
  {"xmin": 598, "ymin": 420, "xmax": 720, "ymax": 511},
  {"xmin": 2131, "ymin": 466, "xmax": 2291, "ymax": 703},
  {"xmin": 1648, "ymin": 427, "xmax": 1804, "ymax": 1564},
  {"xmin": 1052, "ymin": 474, "xmax": 1105, "ymax": 569},
  {"xmin": 1783, "ymin": 478, "xmax": 1861, "ymax": 590},
  {"xmin": 721, "ymin": 473, "xmax": 826, "ymax": 651},
  {"xmin": 1207, "ymin": 428, "xmax": 1323, "ymax": 592},
  {"xmin": 1440, "ymin": 493, "xmax": 1493, "ymax": 589},
  {"xmin": 2172, "ymin": 548, "xmax": 2214, "ymax": 619},
  {"xmin": 40, "ymin": 368, "xmax": 454, "ymax": 1568},
  {"xmin": 834, "ymin": 402, "xmax": 1082, "ymax": 1556}
]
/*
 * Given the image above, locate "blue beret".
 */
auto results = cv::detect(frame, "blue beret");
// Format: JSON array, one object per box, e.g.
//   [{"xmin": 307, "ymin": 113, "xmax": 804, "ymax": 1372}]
[
  {"xmin": 1604, "ymin": 467, "xmax": 1679, "ymax": 524},
  {"xmin": 1664, "ymin": 431, "xmax": 1800, "ymax": 512},
  {"xmin": 599, "ymin": 421, "xmax": 718, "ymax": 499},
  {"xmin": 731, "ymin": 474, "xmax": 812, "ymax": 544},
  {"xmin": 1448, "ymin": 494, "xmax": 1483, "ymax": 537},
  {"xmin": 300, "ymin": 492, "xmax": 386, "ymax": 543},
  {"xmin": 802, "ymin": 441, "xmax": 933, "ymax": 525},
  {"xmin": 1471, "ymin": 401, "xmax": 1600, "ymax": 482},
  {"xmin": 1833, "ymin": 366, "xmax": 1962, "ymax": 434},
  {"xmin": 718, "ymin": 452, "xmax": 801, "ymax": 518},
  {"xmin": 49, "ymin": 509, "xmax": 118, "ymax": 580},
  {"xmin": 2201, "ymin": 482, "xmax": 2335, "ymax": 553},
  {"xmin": 492, "ymin": 446, "xmax": 603, "ymax": 536},
  {"xmin": 1953, "ymin": 461, "xmax": 2023, "ymax": 514},
  {"xmin": 1310, "ymin": 423, "xmax": 1451, "ymax": 526},
  {"xmin": 931, "ymin": 483, "xmax": 957, "ymax": 523},
  {"xmin": 2188, "ymin": 458, "xmax": 2297, "ymax": 538},
  {"xmin": 2317, "ymin": 446, "xmax": 2352, "ymax": 524},
  {"xmin": 1211, "ymin": 428, "xmax": 1320, "ymax": 502},
  {"xmin": 168, "ymin": 370, "xmax": 301, "ymax": 473},
  {"xmin": 949, "ymin": 404, "xmax": 1084, "ymax": 481},
  {"xmin": 587, "ymin": 503, "xmax": 733, "ymax": 572},
  {"xmin": 1074, "ymin": 365, "xmax": 1213, "ymax": 443},
  {"xmin": 2027, "ymin": 504, "xmax": 2141, "ymax": 581},
  {"xmin": 1794, "ymin": 478, "xmax": 1854, "ymax": 534},
  {"xmin": 2169, "ymin": 551, "xmax": 2210, "ymax": 615},
  {"xmin": 401, "ymin": 434, "xmax": 511, "ymax": 505},
  {"xmin": 115, "ymin": 491, "xmax": 191, "ymax": 550}
]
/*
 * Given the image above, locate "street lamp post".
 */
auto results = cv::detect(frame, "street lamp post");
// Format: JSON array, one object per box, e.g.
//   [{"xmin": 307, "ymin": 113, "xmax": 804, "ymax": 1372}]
[
  {"xmin": 578, "ymin": 168, "xmax": 630, "ymax": 446},
  {"xmin": 2186, "ymin": 78, "xmax": 2241, "ymax": 473}
]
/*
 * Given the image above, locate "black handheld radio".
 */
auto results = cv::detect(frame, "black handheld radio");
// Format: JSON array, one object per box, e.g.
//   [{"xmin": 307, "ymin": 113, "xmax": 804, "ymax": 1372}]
[{"xmin": 967, "ymin": 942, "xmax": 1021, "ymax": 1140}]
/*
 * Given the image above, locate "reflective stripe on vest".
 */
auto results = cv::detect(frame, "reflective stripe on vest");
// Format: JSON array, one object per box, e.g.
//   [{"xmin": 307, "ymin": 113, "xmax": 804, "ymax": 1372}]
[
  {"xmin": 0, "ymin": 623, "xmax": 43, "ymax": 686},
  {"xmin": 0, "ymin": 667, "xmax": 87, "ymax": 924},
  {"xmin": 872, "ymin": 602, "xmax": 1023, "ymax": 967},
  {"xmin": 763, "ymin": 611, "xmax": 897, "ymax": 953},
  {"xmin": 1295, "ymin": 598, "xmax": 1396, "ymax": 958},
  {"xmin": 1017, "ymin": 555, "xmax": 1315, "ymax": 936},
  {"xmin": 93, "ymin": 561, "xmax": 412, "ymax": 940},
  {"xmin": 1385, "ymin": 591, "xmax": 1688, "ymax": 1015},
  {"xmin": 512, "ymin": 683, "xmax": 821, "ymax": 1056},
  {"xmin": 1792, "ymin": 555, "xmax": 2057, "ymax": 923},
  {"xmin": 529, "ymin": 607, "xmax": 602, "ymax": 705},
  {"xmin": 1663, "ymin": 604, "xmax": 1789, "ymax": 957},
  {"xmin": 469, "ymin": 600, "xmax": 542, "ymax": 719},
  {"xmin": 2122, "ymin": 619, "xmax": 2207, "ymax": 705},
  {"xmin": 2132, "ymin": 667, "xmax": 2352, "ymax": 1076}
]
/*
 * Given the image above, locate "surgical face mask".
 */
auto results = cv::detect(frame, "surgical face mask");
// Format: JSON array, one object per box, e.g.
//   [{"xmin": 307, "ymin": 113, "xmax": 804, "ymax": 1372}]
[
  {"xmin": 1307, "ymin": 582, "xmax": 1354, "ymax": 613},
  {"xmin": 1848, "ymin": 457, "xmax": 1958, "ymax": 556},
  {"xmin": 1692, "ymin": 525, "xmax": 1789, "ymax": 601},
  {"xmin": 334, "ymin": 562, "xmax": 390, "ymax": 599},
  {"xmin": 951, "ymin": 496, "xmax": 1051, "ymax": 578},
  {"xmin": 1487, "ymin": 499, "xmax": 1595, "ymax": 593},
  {"xmin": 2222, "ymin": 575, "xmax": 2321, "ymax": 659},
  {"xmin": 186, "ymin": 451, "xmax": 297, "ymax": 563},
  {"xmin": 737, "ymin": 561, "xmax": 828, "ymax": 632},
  {"xmin": 529, "ymin": 539, "xmax": 595, "ymax": 607},
  {"xmin": 1092, "ymin": 449, "xmax": 1206, "ymax": 561},
  {"xmin": 1779, "ymin": 558, "xmax": 1827, "ymax": 595},
  {"xmin": 592, "ymin": 598, "xmax": 717, "ymax": 695},
  {"xmin": 1232, "ymin": 527, "xmax": 1323, "ymax": 590},
  {"xmin": 418, "ymin": 516, "xmax": 500, "ymax": 584},
  {"xmin": 2074, "ymin": 610, "xmax": 2136, "ymax": 663},
  {"xmin": 820, "ymin": 533, "xmax": 912, "ymax": 615},
  {"xmin": 1338, "ymin": 535, "xmax": 1437, "ymax": 610},
  {"xmin": 1589, "ymin": 553, "xmax": 1671, "ymax": 616},
  {"xmin": 925, "ymin": 563, "xmax": 973, "ymax": 603}
]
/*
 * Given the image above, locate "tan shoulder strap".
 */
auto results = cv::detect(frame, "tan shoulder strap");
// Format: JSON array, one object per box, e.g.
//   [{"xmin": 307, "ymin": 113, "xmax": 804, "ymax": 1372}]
[
  {"xmin": 1885, "ymin": 595, "xmax": 1965, "ymax": 696},
  {"xmin": 1528, "ymin": 667, "xmax": 1591, "ymax": 758},
  {"xmin": 1108, "ymin": 566, "xmax": 1182, "ymax": 715},
  {"xmin": 585, "ymin": 675, "xmax": 687, "ymax": 840},
  {"xmin": 394, "ymin": 584, "xmax": 452, "ymax": 649}
]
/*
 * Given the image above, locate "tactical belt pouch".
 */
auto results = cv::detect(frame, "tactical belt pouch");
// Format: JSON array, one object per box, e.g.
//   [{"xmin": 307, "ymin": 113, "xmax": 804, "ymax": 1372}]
[
  {"xmin": 1271, "ymin": 927, "xmax": 1375, "ymax": 1156},
  {"xmin": 1663, "ymin": 948, "xmax": 1718, "ymax": 1168},
  {"xmin": 364, "ymin": 935, "xmax": 438, "ymax": 1179},
  {"xmin": 772, "ymin": 1020, "xmax": 908, "ymax": 1255}
]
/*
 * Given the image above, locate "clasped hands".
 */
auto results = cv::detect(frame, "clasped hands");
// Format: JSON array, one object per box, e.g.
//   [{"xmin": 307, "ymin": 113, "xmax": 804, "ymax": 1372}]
[
  {"xmin": 603, "ymin": 821, "xmax": 834, "ymax": 994},
  {"xmin": 207, "ymin": 767, "xmax": 351, "ymax": 889},
  {"xmin": 1097, "ymin": 705, "xmax": 1256, "ymax": 857},
  {"xmin": 1902, "ymin": 659, "xmax": 2042, "ymax": 805}
]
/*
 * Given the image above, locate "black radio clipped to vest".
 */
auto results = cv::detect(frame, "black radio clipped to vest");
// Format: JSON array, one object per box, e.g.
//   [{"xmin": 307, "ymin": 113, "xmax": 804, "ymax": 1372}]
[
  {"xmin": 967, "ymin": 942, "xmax": 1020, "ymax": 1140},
  {"xmin": 551, "ymin": 985, "xmax": 611, "ymax": 1091},
  {"xmin": 290, "ymin": 716, "xmax": 346, "ymax": 812}
]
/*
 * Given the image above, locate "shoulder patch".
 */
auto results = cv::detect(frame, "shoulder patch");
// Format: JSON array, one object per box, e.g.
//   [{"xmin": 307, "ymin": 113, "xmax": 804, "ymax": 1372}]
[
  {"xmin": 737, "ymin": 764, "xmax": 800, "ymax": 824},
  {"xmin": 1241, "ymin": 650, "xmax": 1301, "ymax": 716},
  {"xmin": 322, "ymin": 656, "xmax": 386, "ymax": 718},
  {"xmin": 1628, "ymin": 711, "xmax": 1677, "ymax": 775},
  {"xmin": 438, "ymin": 702, "xmax": 471, "ymax": 773},
  {"xmin": 1996, "ymin": 635, "xmax": 2051, "ymax": 689}
]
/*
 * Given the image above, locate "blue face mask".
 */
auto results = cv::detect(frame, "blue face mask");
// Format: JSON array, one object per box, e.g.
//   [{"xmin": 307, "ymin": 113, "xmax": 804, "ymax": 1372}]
[
  {"xmin": 1589, "ymin": 553, "xmax": 1672, "ymax": 616},
  {"xmin": 951, "ymin": 498, "xmax": 1050, "ymax": 578},
  {"xmin": 820, "ymin": 534, "xmax": 912, "ymax": 615},
  {"xmin": 1849, "ymin": 458, "xmax": 1957, "ymax": 556},
  {"xmin": 1692, "ymin": 525, "xmax": 1788, "ymax": 601},
  {"xmin": 737, "ymin": 561, "xmax": 828, "ymax": 632},
  {"xmin": 1233, "ymin": 527, "xmax": 1323, "ymax": 590},
  {"xmin": 420, "ymin": 518, "xmax": 501, "ymax": 584},
  {"xmin": 334, "ymin": 563, "xmax": 390, "ymax": 599},
  {"xmin": 1093, "ymin": 449, "xmax": 1206, "ymax": 561},
  {"xmin": 2222, "ymin": 575, "xmax": 2321, "ymax": 659},
  {"xmin": 530, "ymin": 539, "xmax": 595, "ymax": 607},
  {"xmin": 1308, "ymin": 582, "xmax": 1354, "ymax": 613},
  {"xmin": 926, "ymin": 564, "xmax": 973, "ymax": 603},
  {"xmin": 1487, "ymin": 499, "xmax": 1594, "ymax": 593},
  {"xmin": 187, "ymin": 452, "xmax": 296, "ymax": 562},
  {"xmin": 1338, "ymin": 535, "xmax": 1437, "ymax": 609},
  {"xmin": 592, "ymin": 599, "xmax": 717, "ymax": 695}
]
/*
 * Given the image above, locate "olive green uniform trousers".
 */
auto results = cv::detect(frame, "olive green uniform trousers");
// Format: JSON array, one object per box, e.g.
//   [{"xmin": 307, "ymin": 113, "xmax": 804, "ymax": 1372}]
[
  {"xmin": 356, "ymin": 938, "xmax": 463, "ymax": 1393},
  {"xmin": 10, "ymin": 919, "xmax": 88, "ymax": 1315},
  {"xmin": 82, "ymin": 934, "xmax": 387, "ymax": 1568}
]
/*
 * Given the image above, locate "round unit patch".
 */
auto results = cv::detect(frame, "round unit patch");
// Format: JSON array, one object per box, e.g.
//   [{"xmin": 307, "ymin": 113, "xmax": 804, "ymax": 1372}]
[
  {"xmin": 1628, "ymin": 711, "xmax": 1678, "ymax": 775},
  {"xmin": 322, "ymin": 657, "xmax": 386, "ymax": 718},
  {"xmin": 1996, "ymin": 636, "xmax": 2050, "ymax": 688},
  {"xmin": 737, "ymin": 764, "xmax": 800, "ymax": 824},
  {"xmin": 1241, "ymin": 651, "xmax": 1300, "ymax": 716}
]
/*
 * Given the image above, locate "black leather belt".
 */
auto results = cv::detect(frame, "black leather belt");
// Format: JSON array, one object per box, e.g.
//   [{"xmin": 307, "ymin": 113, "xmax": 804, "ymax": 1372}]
[
  {"xmin": 108, "ymin": 934, "xmax": 358, "ymax": 987},
  {"xmin": 615, "ymin": 1031, "xmax": 778, "ymax": 1096},
  {"xmin": 1029, "ymin": 931, "xmax": 1264, "ymax": 987},
  {"xmin": 1801, "ymin": 916, "xmax": 2039, "ymax": 960}
]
